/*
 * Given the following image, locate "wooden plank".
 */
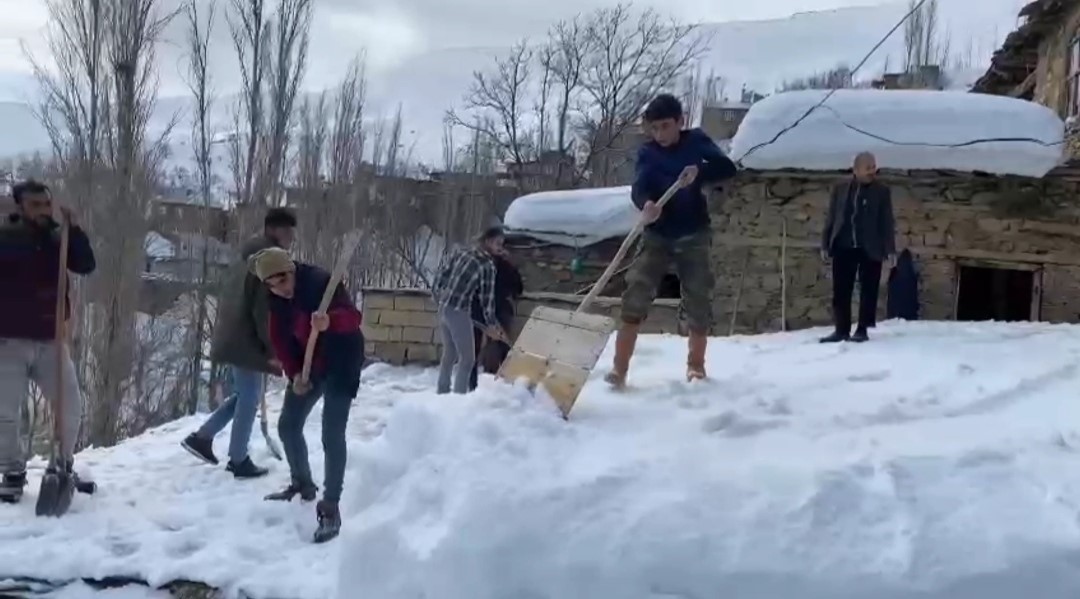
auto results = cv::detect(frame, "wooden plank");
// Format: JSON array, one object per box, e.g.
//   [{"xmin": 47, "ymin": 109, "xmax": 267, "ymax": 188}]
[
  {"xmin": 955, "ymin": 257, "xmax": 1043, "ymax": 271},
  {"xmin": 499, "ymin": 351, "xmax": 593, "ymax": 418},
  {"xmin": 524, "ymin": 305, "xmax": 615, "ymax": 334}
]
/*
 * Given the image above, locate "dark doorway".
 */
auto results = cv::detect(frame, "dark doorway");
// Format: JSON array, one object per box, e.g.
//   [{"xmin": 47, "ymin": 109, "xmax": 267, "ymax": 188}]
[
  {"xmin": 657, "ymin": 273, "xmax": 681, "ymax": 299},
  {"xmin": 955, "ymin": 265, "xmax": 1037, "ymax": 322}
]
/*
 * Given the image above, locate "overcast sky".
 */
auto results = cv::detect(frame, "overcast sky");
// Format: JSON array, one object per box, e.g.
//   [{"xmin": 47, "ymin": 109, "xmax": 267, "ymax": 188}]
[{"xmin": 0, "ymin": 0, "xmax": 1018, "ymax": 90}]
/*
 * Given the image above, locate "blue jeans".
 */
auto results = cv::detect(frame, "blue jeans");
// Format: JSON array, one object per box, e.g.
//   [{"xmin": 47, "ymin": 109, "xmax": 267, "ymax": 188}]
[
  {"xmin": 197, "ymin": 366, "xmax": 263, "ymax": 464},
  {"xmin": 278, "ymin": 381, "xmax": 353, "ymax": 503}
]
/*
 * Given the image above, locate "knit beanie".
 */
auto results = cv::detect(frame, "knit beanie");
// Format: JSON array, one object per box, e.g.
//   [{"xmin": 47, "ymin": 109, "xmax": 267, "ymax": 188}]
[{"xmin": 249, "ymin": 247, "xmax": 295, "ymax": 281}]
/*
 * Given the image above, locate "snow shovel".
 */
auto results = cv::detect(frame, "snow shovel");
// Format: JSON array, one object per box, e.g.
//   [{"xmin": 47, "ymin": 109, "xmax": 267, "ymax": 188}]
[
  {"xmin": 496, "ymin": 174, "xmax": 689, "ymax": 419},
  {"xmin": 259, "ymin": 375, "xmax": 283, "ymax": 460},
  {"xmin": 36, "ymin": 210, "xmax": 88, "ymax": 517},
  {"xmin": 295, "ymin": 231, "xmax": 363, "ymax": 391}
]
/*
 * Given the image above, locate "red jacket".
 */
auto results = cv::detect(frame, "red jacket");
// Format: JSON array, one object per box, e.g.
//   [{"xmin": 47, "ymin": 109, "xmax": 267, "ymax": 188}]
[{"xmin": 267, "ymin": 263, "xmax": 364, "ymax": 396}]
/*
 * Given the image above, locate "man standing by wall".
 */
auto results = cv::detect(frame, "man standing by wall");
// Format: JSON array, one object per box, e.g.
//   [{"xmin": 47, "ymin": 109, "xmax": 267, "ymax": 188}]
[
  {"xmin": 432, "ymin": 227, "xmax": 508, "ymax": 395},
  {"xmin": 820, "ymin": 152, "xmax": 897, "ymax": 343},
  {"xmin": 0, "ymin": 180, "xmax": 96, "ymax": 504},
  {"xmin": 181, "ymin": 208, "xmax": 297, "ymax": 479}
]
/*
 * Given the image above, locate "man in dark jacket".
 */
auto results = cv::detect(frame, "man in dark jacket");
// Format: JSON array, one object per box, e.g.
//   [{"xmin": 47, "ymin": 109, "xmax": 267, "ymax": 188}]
[
  {"xmin": 468, "ymin": 248, "xmax": 523, "ymax": 391},
  {"xmin": 0, "ymin": 180, "xmax": 96, "ymax": 504},
  {"xmin": 180, "ymin": 208, "xmax": 296, "ymax": 479},
  {"xmin": 251, "ymin": 247, "xmax": 364, "ymax": 544},
  {"xmin": 820, "ymin": 152, "xmax": 897, "ymax": 343},
  {"xmin": 606, "ymin": 94, "xmax": 737, "ymax": 388}
]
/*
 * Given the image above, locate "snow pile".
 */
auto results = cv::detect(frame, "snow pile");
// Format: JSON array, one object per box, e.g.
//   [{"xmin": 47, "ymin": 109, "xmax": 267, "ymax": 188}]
[
  {"xmin": 340, "ymin": 321, "xmax": 1080, "ymax": 599},
  {"xmin": 503, "ymin": 186, "xmax": 639, "ymax": 246},
  {"xmin": 731, "ymin": 90, "xmax": 1066, "ymax": 177}
]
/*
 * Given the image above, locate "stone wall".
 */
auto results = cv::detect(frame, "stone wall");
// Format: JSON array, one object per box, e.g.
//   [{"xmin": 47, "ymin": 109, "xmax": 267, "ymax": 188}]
[
  {"xmin": 506, "ymin": 237, "xmax": 627, "ymax": 295},
  {"xmin": 362, "ymin": 288, "xmax": 684, "ymax": 365},
  {"xmin": 714, "ymin": 170, "xmax": 1080, "ymax": 332}
]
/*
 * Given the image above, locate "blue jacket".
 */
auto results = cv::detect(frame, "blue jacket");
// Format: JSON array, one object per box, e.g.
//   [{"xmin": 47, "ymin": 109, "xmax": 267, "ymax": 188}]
[{"xmin": 631, "ymin": 128, "xmax": 737, "ymax": 239}]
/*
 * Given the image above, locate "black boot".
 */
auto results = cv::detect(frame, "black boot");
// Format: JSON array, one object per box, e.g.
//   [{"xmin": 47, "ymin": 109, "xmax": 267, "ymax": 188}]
[
  {"xmin": 226, "ymin": 456, "xmax": 269, "ymax": 480},
  {"xmin": 180, "ymin": 433, "xmax": 219, "ymax": 465},
  {"xmin": 264, "ymin": 481, "xmax": 318, "ymax": 502},
  {"xmin": 0, "ymin": 471, "xmax": 26, "ymax": 504},
  {"xmin": 313, "ymin": 500, "xmax": 342, "ymax": 544},
  {"xmin": 35, "ymin": 461, "xmax": 75, "ymax": 517},
  {"xmin": 819, "ymin": 330, "xmax": 850, "ymax": 343},
  {"xmin": 850, "ymin": 328, "xmax": 869, "ymax": 343}
]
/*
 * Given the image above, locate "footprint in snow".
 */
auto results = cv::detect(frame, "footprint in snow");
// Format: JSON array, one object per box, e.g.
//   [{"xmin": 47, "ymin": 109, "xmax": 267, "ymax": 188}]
[
  {"xmin": 847, "ymin": 370, "xmax": 890, "ymax": 383},
  {"xmin": 701, "ymin": 411, "xmax": 786, "ymax": 437}
]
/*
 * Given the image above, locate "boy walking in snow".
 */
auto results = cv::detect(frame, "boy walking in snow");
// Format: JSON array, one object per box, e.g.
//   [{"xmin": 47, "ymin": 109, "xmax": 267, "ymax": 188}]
[
  {"xmin": 606, "ymin": 94, "xmax": 737, "ymax": 387},
  {"xmin": 0, "ymin": 180, "xmax": 96, "ymax": 504},
  {"xmin": 181, "ymin": 208, "xmax": 298, "ymax": 479},
  {"xmin": 431, "ymin": 227, "xmax": 508, "ymax": 395},
  {"xmin": 251, "ymin": 247, "xmax": 364, "ymax": 544},
  {"xmin": 819, "ymin": 151, "xmax": 896, "ymax": 343}
]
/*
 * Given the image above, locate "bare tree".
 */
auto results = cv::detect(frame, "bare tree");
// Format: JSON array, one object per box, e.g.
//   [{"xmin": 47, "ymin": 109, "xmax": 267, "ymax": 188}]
[
  {"xmin": 261, "ymin": 0, "xmax": 313, "ymax": 207},
  {"xmin": 779, "ymin": 64, "xmax": 856, "ymax": 91},
  {"xmin": 577, "ymin": 4, "xmax": 709, "ymax": 185},
  {"xmin": 904, "ymin": 0, "xmax": 949, "ymax": 71},
  {"xmin": 182, "ymin": 0, "xmax": 215, "ymax": 416},
  {"xmin": 447, "ymin": 40, "xmax": 534, "ymax": 187},
  {"xmin": 541, "ymin": 16, "xmax": 590, "ymax": 186},
  {"xmin": 226, "ymin": 0, "xmax": 268, "ymax": 214}
]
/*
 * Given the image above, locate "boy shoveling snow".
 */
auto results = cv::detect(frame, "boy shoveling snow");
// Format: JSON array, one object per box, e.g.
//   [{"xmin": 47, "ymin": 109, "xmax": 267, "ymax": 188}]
[
  {"xmin": 250, "ymin": 247, "xmax": 364, "ymax": 544},
  {"xmin": 605, "ymin": 94, "xmax": 737, "ymax": 388}
]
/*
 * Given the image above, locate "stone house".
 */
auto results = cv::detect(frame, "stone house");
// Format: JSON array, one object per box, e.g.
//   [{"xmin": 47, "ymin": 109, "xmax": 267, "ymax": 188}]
[{"xmin": 972, "ymin": 0, "xmax": 1080, "ymax": 156}]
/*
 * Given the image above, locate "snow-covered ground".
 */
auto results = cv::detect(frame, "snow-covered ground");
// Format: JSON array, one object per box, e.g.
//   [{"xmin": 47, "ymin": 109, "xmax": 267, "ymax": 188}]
[{"xmin": 5, "ymin": 321, "xmax": 1080, "ymax": 598}]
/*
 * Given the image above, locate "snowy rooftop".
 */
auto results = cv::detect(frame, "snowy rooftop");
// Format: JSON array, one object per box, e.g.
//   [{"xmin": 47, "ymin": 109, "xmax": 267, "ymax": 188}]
[
  {"xmin": 503, "ymin": 186, "xmax": 638, "ymax": 247},
  {"xmin": 730, "ymin": 89, "xmax": 1066, "ymax": 177},
  {"xmin": 6, "ymin": 321, "xmax": 1080, "ymax": 597}
]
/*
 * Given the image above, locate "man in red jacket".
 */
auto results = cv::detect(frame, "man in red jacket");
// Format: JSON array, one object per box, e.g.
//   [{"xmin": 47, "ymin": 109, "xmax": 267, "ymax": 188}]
[
  {"xmin": 250, "ymin": 247, "xmax": 364, "ymax": 544},
  {"xmin": 0, "ymin": 180, "xmax": 96, "ymax": 506}
]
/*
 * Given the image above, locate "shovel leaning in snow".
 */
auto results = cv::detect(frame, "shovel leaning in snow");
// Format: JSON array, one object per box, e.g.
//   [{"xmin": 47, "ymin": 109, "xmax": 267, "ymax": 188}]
[
  {"xmin": 259, "ymin": 375, "xmax": 283, "ymax": 460},
  {"xmin": 495, "ymin": 175, "xmax": 688, "ymax": 419}
]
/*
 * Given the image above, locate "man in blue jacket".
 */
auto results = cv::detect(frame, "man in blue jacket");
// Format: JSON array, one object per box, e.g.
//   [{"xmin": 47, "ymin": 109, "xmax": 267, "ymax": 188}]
[{"xmin": 605, "ymin": 94, "xmax": 737, "ymax": 388}]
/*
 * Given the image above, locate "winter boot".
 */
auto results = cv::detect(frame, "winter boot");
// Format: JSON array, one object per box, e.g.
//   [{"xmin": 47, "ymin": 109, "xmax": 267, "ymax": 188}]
[
  {"xmin": 35, "ymin": 460, "xmax": 75, "ymax": 517},
  {"xmin": 686, "ymin": 330, "xmax": 708, "ymax": 382},
  {"xmin": 265, "ymin": 481, "xmax": 318, "ymax": 502},
  {"xmin": 850, "ymin": 328, "xmax": 869, "ymax": 343},
  {"xmin": 180, "ymin": 433, "xmax": 219, "ymax": 465},
  {"xmin": 819, "ymin": 330, "xmax": 849, "ymax": 343},
  {"xmin": 603, "ymin": 322, "xmax": 640, "ymax": 389},
  {"xmin": 313, "ymin": 500, "xmax": 342, "ymax": 544},
  {"xmin": 0, "ymin": 471, "xmax": 27, "ymax": 504},
  {"xmin": 226, "ymin": 456, "xmax": 269, "ymax": 480}
]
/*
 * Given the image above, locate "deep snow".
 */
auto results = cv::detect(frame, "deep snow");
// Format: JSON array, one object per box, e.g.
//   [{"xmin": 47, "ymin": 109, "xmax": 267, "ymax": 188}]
[
  {"xmin": 731, "ymin": 89, "xmax": 1066, "ymax": 177},
  {"xmin": 4, "ymin": 322, "xmax": 1080, "ymax": 598}
]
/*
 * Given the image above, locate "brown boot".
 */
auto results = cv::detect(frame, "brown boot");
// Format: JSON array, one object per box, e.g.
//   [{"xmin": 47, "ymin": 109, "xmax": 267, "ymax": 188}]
[
  {"xmin": 604, "ymin": 322, "xmax": 640, "ymax": 389},
  {"xmin": 686, "ymin": 330, "xmax": 707, "ymax": 382}
]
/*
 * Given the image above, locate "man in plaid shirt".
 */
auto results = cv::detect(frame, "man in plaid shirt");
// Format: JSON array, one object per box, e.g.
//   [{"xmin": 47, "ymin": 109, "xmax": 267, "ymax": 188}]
[{"xmin": 432, "ymin": 227, "xmax": 508, "ymax": 394}]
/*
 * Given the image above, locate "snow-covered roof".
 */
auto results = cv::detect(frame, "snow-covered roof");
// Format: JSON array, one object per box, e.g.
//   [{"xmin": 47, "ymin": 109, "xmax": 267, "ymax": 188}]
[
  {"xmin": 144, "ymin": 231, "xmax": 175, "ymax": 259},
  {"xmin": 730, "ymin": 89, "xmax": 1066, "ymax": 178},
  {"xmin": 503, "ymin": 186, "xmax": 638, "ymax": 247}
]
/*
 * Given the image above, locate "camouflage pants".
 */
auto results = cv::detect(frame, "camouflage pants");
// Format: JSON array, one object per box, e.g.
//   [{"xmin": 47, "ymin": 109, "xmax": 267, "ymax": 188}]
[{"xmin": 620, "ymin": 230, "xmax": 714, "ymax": 333}]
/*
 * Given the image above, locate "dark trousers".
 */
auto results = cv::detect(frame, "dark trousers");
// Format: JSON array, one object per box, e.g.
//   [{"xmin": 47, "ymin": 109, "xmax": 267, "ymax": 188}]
[
  {"xmin": 278, "ymin": 381, "xmax": 353, "ymax": 503},
  {"xmin": 468, "ymin": 331, "xmax": 511, "ymax": 391},
  {"xmin": 831, "ymin": 247, "xmax": 882, "ymax": 334}
]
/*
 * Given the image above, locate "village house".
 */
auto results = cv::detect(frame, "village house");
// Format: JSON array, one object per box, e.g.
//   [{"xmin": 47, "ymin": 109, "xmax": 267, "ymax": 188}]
[
  {"xmin": 501, "ymin": 84, "xmax": 1075, "ymax": 337},
  {"xmin": 972, "ymin": 0, "xmax": 1080, "ymax": 156}
]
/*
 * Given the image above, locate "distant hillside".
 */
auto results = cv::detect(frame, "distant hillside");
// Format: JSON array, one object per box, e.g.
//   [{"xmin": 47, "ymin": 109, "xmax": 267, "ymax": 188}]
[{"xmin": 0, "ymin": 0, "xmax": 1022, "ymax": 169}]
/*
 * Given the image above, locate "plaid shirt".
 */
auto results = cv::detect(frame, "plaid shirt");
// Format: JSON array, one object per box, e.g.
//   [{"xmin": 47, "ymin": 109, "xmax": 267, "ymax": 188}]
[{"xmin": 433, "ymin": 246, "xmax": 498, "ymax": 326}]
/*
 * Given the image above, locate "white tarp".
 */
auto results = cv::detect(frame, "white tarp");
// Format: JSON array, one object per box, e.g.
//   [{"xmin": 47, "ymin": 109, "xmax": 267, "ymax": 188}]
[
  {"xmin": 503, "ymin": 186, "xmax": 639, "ymax": 246},
  {"xmin": 730, "ymin": 89, "xmax": 1066, "ymax": 177}
]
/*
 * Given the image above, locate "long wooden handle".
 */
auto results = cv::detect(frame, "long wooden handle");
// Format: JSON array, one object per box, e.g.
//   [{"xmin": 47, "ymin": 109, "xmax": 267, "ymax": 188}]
[
  {"xmin": 53, "ymin": 217, "xmax": 70, "ymax": 452},
  {"xmin": 576, "ymin": 178, "xmax": 684, "ymax": 314},
  {"xmin": 299, "ymin": 231, "xmax": 362, "ymax": 383}
]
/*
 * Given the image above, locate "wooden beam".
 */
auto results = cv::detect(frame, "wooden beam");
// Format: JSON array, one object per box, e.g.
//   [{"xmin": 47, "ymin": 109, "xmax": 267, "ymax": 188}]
[{"xmin": 1009, "ymin": 70, "xmax": 1038, "ymax": 97}]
